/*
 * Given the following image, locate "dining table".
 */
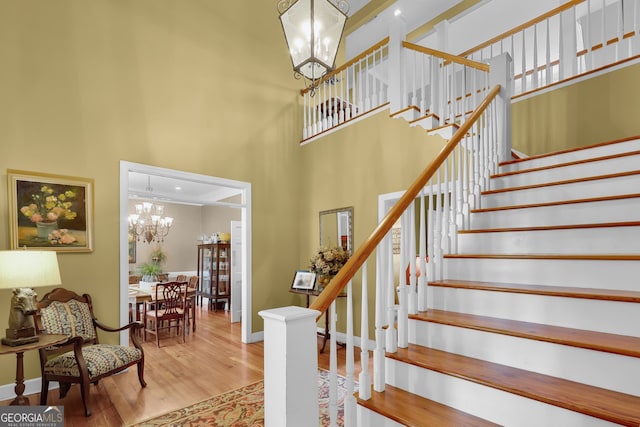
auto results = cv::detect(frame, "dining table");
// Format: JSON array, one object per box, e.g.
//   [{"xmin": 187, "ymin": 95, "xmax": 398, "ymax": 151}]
[{"xmin": 129, "ymin": 284, "xmax": 197, "ymax": 333}]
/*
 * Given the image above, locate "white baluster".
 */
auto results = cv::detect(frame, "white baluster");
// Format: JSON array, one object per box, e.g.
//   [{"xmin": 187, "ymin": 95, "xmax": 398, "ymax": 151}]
[
  {"xmin": 411, "ymin": 50, "xmax": 418, "ymax": 108},
  {"xmin": 397, "ymin": 210, "xmax": 409, "ymax": 348},
  {"xmin": 616, "ymin": 0, "xmax": 622, "ymax": 62},
  {"xmin": 374, "ymin": 242, "xmax": 386, "ymax": 392},
  {"xmin": 521, "ymin": 29, "xmax": 527, "ymax": 92},
  {"xmin": 420, "ymin": 54, "xmax": 427, "ymax": 115},
  {"xmin": 418, "ymin": 189, "xmax": 427, "ymax": 311},
  {"xmin": 533, "ymin": 24, "xmax": 539, "ymax": 89},
  {"xmin": 427, "ymin": 180, "xmax": 436, "ymax": 282},
  {"xmin": 329, "ymin": 299, "xmax": 337, "ymax": 427},
  {"xmin": 408, "ymin": 201, "xmax": 417, "ymax": 315},
  {"xmin": 344, "ymin": 279, "xmax": 356, "ymax": 427},
  {"xmin": 546, "ymin": 18, "xmax": 551, "ymax": 85},
  {"xmin": 385, "ymin": 231, "xmax": 397, "ymax": 354},
  {"xmin": 441, "ymin": 157, "xmax": 450, "ymax": 255},
  {"xmin": 359, "ymin": 261, "xmax": 371, "ymax": 399}
]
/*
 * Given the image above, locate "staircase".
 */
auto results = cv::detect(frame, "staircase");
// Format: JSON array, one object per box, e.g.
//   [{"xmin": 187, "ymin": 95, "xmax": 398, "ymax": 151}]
[{"xmin": 356, "ymin": 136, "xmax": 640, "ymax": 426}]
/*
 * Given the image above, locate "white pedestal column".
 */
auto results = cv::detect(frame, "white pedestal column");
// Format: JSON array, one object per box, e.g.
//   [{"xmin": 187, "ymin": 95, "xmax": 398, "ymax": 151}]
[{"xmin": 259, "ymin": 306, "xmax": 321, "ymax": 427}]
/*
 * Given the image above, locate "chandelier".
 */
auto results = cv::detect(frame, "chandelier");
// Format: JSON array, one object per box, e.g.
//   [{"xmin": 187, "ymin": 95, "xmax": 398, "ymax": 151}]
[
  {"xmin": 128, "ymin": 177, "xmax": 174, "ymax": 244},
  {"xmin": 278, "ymin": 0, "xmax": 349, "ymax": 95}
]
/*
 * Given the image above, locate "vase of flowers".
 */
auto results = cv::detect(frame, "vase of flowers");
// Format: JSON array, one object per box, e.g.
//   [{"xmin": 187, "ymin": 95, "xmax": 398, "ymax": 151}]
[
  {"xmin": 20, "ymin": 185, "xmax": 77, "ymax": 240},
  {"xmin": 308, "ymin": 246, "xmax": 350, "ymax": 291}
]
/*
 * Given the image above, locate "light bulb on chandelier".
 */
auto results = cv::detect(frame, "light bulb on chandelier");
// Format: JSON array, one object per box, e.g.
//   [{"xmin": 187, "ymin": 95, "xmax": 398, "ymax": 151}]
[{"xmin": 128, "ymin": 178, "xmax": 174, "ymax": 244}]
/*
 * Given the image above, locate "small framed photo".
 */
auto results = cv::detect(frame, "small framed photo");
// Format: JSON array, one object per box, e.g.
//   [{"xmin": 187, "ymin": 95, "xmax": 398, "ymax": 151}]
[
  {"xmin": 291, "ymin": 270, "xmax": 317, "ymax": 291},
  {"xmin": 7, "ymin": 169, "xmax": 94, "ymax": 252}
]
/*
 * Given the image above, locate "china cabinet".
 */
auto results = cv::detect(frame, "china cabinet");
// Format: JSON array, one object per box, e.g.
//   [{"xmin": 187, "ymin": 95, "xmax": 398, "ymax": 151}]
[{"xmin": 196, "ymin": 243, "xmax": 231, "ymax": 311}]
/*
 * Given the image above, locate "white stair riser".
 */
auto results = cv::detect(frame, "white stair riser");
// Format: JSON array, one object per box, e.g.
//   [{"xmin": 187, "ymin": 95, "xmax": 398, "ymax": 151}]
[
  {"xmin": 443, "ymin": 257, "xmax": 640, "ymax": 291},
  {"xmin": 427, "ymin": 286, "xmax": 640, "ymax": 337},
  {"xmin": 481, "ymin": 174, "xmax": 640, "ymax": 208},
  {"xmin": 457, "ymin": 226, "xmax": 640, "ymax": 254},
  {"xmin": 386, "ymin": 358, "xmax": 619, "ymax": 427},
  {"xmin": 470, "ymin": 197, "xmax": 640, "ymax": 228},
  {"xmin": 408, "ymin": 320, "xmax": 640, "ymax": 396},
  {"xmin": 500, "ymin": 139, "xmax": 640, "ymax": 173},
  {"xmin": 357, "ymin": 406, "xmax": 404, "ymax": 427},
  {"xmin": 492, "ymin": 154, "xmax": 640, "ymax": 189}
]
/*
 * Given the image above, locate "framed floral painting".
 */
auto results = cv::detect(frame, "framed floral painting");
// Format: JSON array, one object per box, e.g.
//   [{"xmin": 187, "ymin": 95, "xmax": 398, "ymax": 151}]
[{"xmin": 8, "ymin": 169, "xmax": 94, "ymax": 252}]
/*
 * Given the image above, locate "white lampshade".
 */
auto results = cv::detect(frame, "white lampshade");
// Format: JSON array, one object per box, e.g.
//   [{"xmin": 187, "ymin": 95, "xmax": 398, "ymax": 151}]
[{"xmin": 0, "ymin": 250, "xmax": 61, "ymax": 289}]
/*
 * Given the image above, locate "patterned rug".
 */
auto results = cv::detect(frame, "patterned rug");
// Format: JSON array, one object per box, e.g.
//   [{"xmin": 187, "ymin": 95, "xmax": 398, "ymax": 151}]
[{"xmin": 130, "ymin": 370, "xmax": 354, "ymax": 426}]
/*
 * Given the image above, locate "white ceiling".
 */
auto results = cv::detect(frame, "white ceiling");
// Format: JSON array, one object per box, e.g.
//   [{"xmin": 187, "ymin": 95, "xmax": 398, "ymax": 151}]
[
  {"xmin": 345, "ymin": 0, "xmax": 464, "ymax": 58},
  {"xmin": 128, "ymin": 172, "xmax": 242, "ymax": 206}
]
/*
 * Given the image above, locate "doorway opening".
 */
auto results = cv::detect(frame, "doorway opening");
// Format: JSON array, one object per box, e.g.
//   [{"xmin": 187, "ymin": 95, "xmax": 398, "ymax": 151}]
[{"xmin": 119, "ymin": 161, "xmax": 255, "ymax": 344}]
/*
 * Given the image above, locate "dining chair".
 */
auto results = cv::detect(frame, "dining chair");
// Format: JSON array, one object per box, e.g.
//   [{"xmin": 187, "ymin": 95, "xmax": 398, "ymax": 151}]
[
  {"xmin": 185, "ymin": 276, "xmax": 199, "ymax": 332},
  {"xmin": 156, "ymin": 273, "xmax": 169, "ymax": 282},
  {"xmin": 143, "ymin": 281, "xmax": 188, "ymax": 347},
  {"xmin": 176, "ymin": 274, "xmax": 187, "ymax": 282}
]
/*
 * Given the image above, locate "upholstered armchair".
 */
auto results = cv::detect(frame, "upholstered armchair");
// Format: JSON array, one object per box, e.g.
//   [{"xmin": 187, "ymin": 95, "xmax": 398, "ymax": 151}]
[{"xmin": 35, "ymin": 288, "xmax": 146, "ymax": 416}]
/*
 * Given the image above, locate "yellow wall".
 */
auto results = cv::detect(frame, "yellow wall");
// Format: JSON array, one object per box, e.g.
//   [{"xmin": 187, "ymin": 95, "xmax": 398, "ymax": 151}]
[
  {"xmin": 293, "ymin": 112, "xmax": 447, "ymax": 332},
  {"xmin": 512, "ymin": 62, "xmax": 640, "ymax": 155},
  {"xmin": 0, "ymin": 0, "xmax": 302, "ymax": 385}
]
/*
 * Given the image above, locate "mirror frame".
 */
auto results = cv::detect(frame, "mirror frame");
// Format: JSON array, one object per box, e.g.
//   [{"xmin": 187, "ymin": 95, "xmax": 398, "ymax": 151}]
[{"xmin": 319, "ymin": 206, "xmax": 354, "ymax": 254}]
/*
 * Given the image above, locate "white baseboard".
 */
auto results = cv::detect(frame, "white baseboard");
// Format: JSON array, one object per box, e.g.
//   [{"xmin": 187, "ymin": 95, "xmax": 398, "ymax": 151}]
[{"xmin": 0, "ymin": 377, "xmax": 59, "ymax": 402}]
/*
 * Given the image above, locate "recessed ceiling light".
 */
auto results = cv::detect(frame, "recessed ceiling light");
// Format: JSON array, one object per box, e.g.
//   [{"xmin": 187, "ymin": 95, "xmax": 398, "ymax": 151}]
[
  {"xmin": 175, "ymin": 186, "xmax": 182, "ymax": 190},
  {"xmin": 394, "ymin": 8, "xmax": 402, "ymax": 17}
]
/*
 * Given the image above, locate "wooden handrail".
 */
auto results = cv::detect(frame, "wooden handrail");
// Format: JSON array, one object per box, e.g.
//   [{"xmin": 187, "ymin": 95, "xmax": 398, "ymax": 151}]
[
  {"xmin": 310, "ymin": 84, "xmax": 502, "ymax": 317},
  {"xmin": 300, "ymin": 37, "xmax": 390, "ymax": 96},
  {"xmin": 403, "ymin": 41, "xmax": 490, "ymax": 72},
  {"xmin": 458, "ymin": 0, "xmax": 585, "ymax": 58}
]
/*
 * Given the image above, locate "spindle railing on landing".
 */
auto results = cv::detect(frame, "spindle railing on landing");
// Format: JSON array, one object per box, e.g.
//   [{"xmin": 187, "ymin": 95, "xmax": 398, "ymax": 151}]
[{"xmin": 301, "ymin": 0, "xmax": 639, "ymax": 143}]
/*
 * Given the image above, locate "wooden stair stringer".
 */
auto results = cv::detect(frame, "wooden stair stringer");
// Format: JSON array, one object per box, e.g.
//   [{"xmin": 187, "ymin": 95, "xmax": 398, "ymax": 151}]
[{"xmin": 389, "ymin": 345, "xmax": 640, "ymax": 426}]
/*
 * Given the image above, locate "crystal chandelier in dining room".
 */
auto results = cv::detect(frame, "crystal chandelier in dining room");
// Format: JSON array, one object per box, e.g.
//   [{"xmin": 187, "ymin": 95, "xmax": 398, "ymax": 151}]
[{"xmin": 128, "ymin": 177, "xmax": 174, "ymax": 244}]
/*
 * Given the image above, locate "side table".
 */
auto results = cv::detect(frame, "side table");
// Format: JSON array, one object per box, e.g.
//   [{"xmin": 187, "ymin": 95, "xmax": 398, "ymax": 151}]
[
  {"xmin": 289, "ymin": 288, "xmax": 346, "ymax": 353},
  {"xmin": 0, "ymin": 334, "xmax": 67, "ymax": 405}
]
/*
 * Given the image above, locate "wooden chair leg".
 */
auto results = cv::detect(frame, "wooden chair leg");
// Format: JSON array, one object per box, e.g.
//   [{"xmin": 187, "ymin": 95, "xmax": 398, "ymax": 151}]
[
  {"xmin": 80, "ymin": 378, "xmax": 91, "ymax": 417},
  {"xmin": 59, "ymin": 382, "xmax": 71, "ymax": 398},
  {"xmin": 40, "ymin": 378, "xmax": 50, "ymax": 405},
  {"xmin": 137, "ymin": 361, "xmax": 147, "ymax": 387}
]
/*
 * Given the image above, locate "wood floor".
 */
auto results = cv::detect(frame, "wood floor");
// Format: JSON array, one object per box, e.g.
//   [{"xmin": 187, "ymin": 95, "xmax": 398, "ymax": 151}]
[{"xmin": 1, "ymin": 305, "xmax": 351, "ymax": 426}]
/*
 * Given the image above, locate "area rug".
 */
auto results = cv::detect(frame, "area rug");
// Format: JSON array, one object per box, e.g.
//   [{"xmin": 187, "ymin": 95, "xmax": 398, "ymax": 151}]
[{"xmin": 130, "ymin": 369, "xmax": 355, "ymax": 426}]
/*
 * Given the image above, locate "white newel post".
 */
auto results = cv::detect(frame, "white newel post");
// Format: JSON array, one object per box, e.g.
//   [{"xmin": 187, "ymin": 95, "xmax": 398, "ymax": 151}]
[
  {"xmin": 488, "ymin": 53, "xmax": 513, "ymax": 163},
  {"xmin": 259, "ymin": 306, "xmax": 321, "ymax": 427},
  {"xmin": 388, "ymin": 15, "xmax": 407, "ymax": 113}
]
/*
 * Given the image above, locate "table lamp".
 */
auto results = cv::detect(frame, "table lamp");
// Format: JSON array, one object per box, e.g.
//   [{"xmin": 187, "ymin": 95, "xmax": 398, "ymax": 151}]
[{"xmin": 0, "ymin": 250, "xmax": 61, "ymax": 347}]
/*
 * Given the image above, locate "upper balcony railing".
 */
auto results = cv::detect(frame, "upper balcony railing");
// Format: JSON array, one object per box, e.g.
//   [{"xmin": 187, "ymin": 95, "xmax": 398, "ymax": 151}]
[
  {"xmin": 300, "ymin": 0, "xmax": 639, "ymax": 143},
  {"xmin": 460, "ymin": 0, "xmax": 640, "ymax": 97}
]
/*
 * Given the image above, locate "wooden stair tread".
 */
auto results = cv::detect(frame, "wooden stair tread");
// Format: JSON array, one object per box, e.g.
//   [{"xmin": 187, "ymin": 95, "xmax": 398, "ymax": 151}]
[
  {"xmin": 410, "ymin": 309, "xmax": 640, "ymax": 358},
  {"xmin": 459, "ymin": 220, "xmax": 640, "ymax": 234},
  {"xmin": 498, "ymin": 135, "xmax": 640, "ymax": 167},
  {"xmin": 444, "ymin": 253, "xmax": 640, "ymax": 261},
  {"xmin": 389, "ymin": 345, "xmax": 640, "ymax": 426},
  {"xmin": 470, "ymin": 193, "xmax": 640, "ymax": 213},
  {"xmin": 492, "ymin": 149, "xmax": 640, "ymax": 178},
  {"xmin": 429, "ymin": 279, "xmax": 640, "ymax": 302},
  {"xmin": 482, "ymin": 170, "xmax": 640, "ymax": 195},
  {"xmin": 356, "ymin": 384, "xmax": 501, "ymax": 427}
]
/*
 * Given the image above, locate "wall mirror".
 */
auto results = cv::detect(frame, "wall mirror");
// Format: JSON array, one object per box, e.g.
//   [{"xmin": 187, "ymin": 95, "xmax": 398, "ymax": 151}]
[{"xmin": 319, "ymin": 206, "xmax": 353, "ymax": 253}]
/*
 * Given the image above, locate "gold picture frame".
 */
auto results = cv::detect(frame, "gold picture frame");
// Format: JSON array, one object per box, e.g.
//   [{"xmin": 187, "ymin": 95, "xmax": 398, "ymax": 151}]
[{"xmin": 8, "ymin": 169, "xmax": 94, "ymax": 252}]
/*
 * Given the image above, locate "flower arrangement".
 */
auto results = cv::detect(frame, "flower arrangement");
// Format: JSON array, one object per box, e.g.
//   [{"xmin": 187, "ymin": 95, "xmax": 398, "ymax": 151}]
[
  {"xmin": 309, "ymin": 246, "xmax": 350, "ymax": 277},
  {"xmin": 19, "ymin": 185, "xmax": 77, "ymax": 224}
]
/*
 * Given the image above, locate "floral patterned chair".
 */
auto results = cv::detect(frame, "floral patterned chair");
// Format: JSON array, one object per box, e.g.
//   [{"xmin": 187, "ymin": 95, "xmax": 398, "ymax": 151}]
[{"xmin": 35, "ymin": 288, "xmax": 146, "ymax": 416}]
